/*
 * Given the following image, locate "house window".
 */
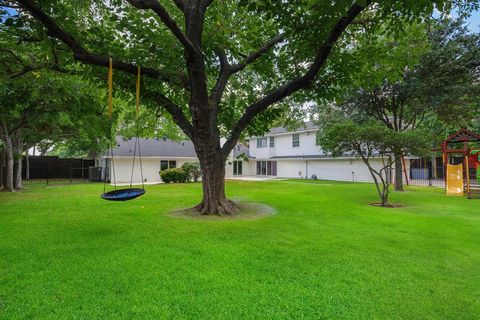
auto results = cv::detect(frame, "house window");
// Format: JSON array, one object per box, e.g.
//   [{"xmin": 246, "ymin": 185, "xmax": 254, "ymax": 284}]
[
  {"xmin": 269, "ymin": 136, "xmax": 275, "ymax": 148},
  {"xmin": 256, "ymin": 161, "xmax": 277, "ymax": 176},
  {"xmin": 256, "ymin": 137, "xmax": 267, "ymax": 148},
  {"xmin": 292, "ymin": 133, "xmax": 300, "ymax": 147},
  {"xmin": 233, "ymin": 161, "xmax": 243, "ymax": 175},
  {"xmin": 160, "ymin": 160, "xmax": 177, "ymax": 171}
]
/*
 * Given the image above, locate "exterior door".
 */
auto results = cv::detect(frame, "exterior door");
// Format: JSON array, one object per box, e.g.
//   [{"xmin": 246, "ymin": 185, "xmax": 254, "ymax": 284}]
[
  {"xmin": 233, "ymin": 161, "xmax": 243, "ymax": 175},
  {"xmin": 256, "ymin": 161, "xmax": 277, "ymax": 176}
]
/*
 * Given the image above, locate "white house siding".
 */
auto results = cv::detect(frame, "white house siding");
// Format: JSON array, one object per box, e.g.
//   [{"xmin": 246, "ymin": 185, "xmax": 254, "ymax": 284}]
[
  {"xmin": 275, "ymin": 160, "xmax": 306, "ymax": 178},
  {"xmin": 110, "ymin": 157, "xmax": 197, "ymax": 184},
  {"xmin": 249, "ymin": 158, "xmax": 407, "ymax": 183},
  {"xmin": 225, "ymin": 159, "xmax": 254, "ymax": 178},
  {"xmin": 109, "ymin": 155, "xmax": 251, "ymax": 183},
  {"xmin": 307, "ymin": 159, "xmax": 384, "ymax": 183},
  {"xmin": 250, "ymin": 129, "xmax": 322, "ymax": 159}
]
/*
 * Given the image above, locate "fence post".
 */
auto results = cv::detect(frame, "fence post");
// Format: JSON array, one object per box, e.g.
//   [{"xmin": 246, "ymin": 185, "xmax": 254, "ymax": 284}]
[
  {"xmin": 44, "ymin": 157, "xmax": 48, "ymax": 185},
  {"xmin": 429, "ymin": 167, "xmax": 432, "ymax": 187}
]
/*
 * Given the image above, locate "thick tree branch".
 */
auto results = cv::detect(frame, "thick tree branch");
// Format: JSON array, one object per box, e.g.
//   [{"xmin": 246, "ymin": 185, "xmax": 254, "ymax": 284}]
[
  {"xmin": 15, "ymin": 0, "xmax": 183, "ymax": 87},
  {"xmin": 156, "ymin": 94, "xmax": 194, "ymax": 140},
  {"xmin": 209, "ymin": 49, "xmax": 231, "ymax": 107},
  {"xmin": 172, "ymin": 0, "xmax": 185, "ymax": 12},
  {"xmin": 1, "ymin": 45, "xmax": 70, "ymax": 78},
  {"xmin": 209, "ymin": 34, "xmax": 285, "ymax": 107},
  {"xmin": 8, "ymin": 64, "xmax": 44, "ymax": 78},
  {"xmin": 222, "ymin": 1, "xmax": 370, "ymax": 155},
  {"xmin": 8, "ymin": 63, "xmax": 70, "ymax": 78},
  {"xmin": 15, "ymin": 0, "xmax": 194, "ymax": 139},
  {"xmin": 0, "ymin": 48, "xmax": 25, "ymax": 65},
  {"xmin": 230, "ymin": 34, "xmax": 286, "ymax": 73},
  {"xmin": 126, "ymin": 0, "xmax": 199, "ymax": 55}
]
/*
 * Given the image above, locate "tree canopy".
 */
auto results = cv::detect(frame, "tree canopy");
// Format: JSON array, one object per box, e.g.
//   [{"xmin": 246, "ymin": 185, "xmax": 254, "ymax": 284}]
[{"xmin": 315, "ymin": 17, "xmax": 480, "ymax": 191}]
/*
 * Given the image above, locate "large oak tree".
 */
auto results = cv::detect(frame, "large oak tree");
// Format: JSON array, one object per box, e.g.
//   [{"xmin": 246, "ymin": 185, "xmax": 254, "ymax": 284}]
[{"xmin": 4, "ymin": 0, "xmax": 477, "ymax": 213}]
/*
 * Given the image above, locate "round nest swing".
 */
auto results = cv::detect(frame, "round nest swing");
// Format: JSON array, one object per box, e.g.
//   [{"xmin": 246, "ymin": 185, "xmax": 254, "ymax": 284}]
[
  {"xmin": 101, "ymin": 60, "xmax": 146, "ymax": 202},
  {"xmin": 101, "ymin": 188, "xmax": 145, "ymax": 201}
]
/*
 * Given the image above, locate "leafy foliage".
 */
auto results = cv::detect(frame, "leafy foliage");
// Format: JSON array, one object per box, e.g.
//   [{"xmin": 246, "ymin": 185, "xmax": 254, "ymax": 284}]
[
  {"xmin": 316, "ymin": 17, "xmax": 480, "ymax": 191},
  {"xmin": 0, "ymin": 71, "xmax": 111, "ymax": 154},
  {"xmin": 319, "ymin": 119, "xmax": 430, "ymax": 206},
  {"xmin": 160, "ymin": 168, "xmax": 189, "ymax": 183},
  {"xmin": 181, "ymin": 162, "xmax": 201, "ymax": 182}
]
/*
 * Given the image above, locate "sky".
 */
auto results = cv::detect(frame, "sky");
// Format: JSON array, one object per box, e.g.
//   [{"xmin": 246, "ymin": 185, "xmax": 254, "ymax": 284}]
[{"xmin": 464, "ymin": 10, "xmax": 480, "ymax": 32}]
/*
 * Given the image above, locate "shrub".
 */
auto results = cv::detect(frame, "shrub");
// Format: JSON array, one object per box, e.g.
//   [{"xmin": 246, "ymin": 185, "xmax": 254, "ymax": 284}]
[
  {"xmin": 181, "ymin": 162, "xmax": 201, "ymax": 182},
  {"xmin": 160, "ymin": 168, "xmax": 189, "ymax": 183}
]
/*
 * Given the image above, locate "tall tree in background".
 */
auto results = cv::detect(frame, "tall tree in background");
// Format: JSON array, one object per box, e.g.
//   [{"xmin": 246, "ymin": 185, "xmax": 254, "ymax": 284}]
[
  {"xmin": 0, "ymin": 73, "xmax": 109, "ymax": 191},
  {"xmin": 319, "ymin": 19, "xmax": 480, "ymax": 191},
  {"xmin": 4, "ymin": 0, "xmax": 478, "ymax": 213},
  {"xmin": 0, "ymin": 5, "xmax": 108, "ymax": 190}
]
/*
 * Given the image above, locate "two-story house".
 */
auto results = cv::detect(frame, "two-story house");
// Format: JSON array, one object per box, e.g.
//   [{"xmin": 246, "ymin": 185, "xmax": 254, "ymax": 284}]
[{"xmin": 244, "ymin": 123, "xmax": 409, "ymax": 183}]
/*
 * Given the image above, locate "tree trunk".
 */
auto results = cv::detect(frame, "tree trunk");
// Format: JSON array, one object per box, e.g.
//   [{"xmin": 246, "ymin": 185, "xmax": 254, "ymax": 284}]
[
  {"xmin": 393, "ymin": 151, "xmax": 404, "ymax": 191},
  {"xmin": 13, "ymin": 132, "xmax": 23, "ymax": 190},
  {"xmin": 380, "ymin": 182, "xmax": 390, "ymax": 207},
  {"xmin": 0, "ymin": 146, "xmax": 4, "ymax": 190},
  {"xmin": 194, "ymin": 150, "xmax": 239, "ymax": 215},
  {"xmin": 25, "ymin": 150, "xmax": 30, "ymax": 180},
  {"xmin": 1, "ymin": 135, "xmax": 14, "ymax": 192}
]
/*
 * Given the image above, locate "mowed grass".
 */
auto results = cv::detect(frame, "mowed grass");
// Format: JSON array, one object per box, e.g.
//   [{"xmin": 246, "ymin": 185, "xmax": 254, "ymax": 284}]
[{"xmin": 1, "ymin": 180, "xmax": 479, "ymax": 319}]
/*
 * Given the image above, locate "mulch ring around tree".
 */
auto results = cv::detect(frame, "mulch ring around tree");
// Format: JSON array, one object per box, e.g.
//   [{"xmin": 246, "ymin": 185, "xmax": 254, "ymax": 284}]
[
  {"xmin": 169, "ymin": 202, "xmax": 276, "ymax": 221},
  {"xmin": 369, "ymin": 202, "xmax": 405, "ymax": 208}
]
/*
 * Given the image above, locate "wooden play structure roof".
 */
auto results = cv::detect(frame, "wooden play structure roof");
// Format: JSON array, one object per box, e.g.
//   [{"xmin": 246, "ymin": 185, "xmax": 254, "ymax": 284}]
[{"xmin": 444, "ymin": 128, "xmax": 480, "ymax": 144}]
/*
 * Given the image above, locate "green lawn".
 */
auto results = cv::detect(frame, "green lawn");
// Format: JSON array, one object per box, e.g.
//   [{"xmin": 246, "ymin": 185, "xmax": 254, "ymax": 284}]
[{"xmin": 1, "ymin": 180, "xmax": 479, "ymax": 319}]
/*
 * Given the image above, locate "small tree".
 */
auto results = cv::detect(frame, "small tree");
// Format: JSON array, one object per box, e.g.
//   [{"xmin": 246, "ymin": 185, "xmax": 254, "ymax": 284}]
[{"xmin": 318, "ymin": 121, "xmax": 429, "ymax": 207}]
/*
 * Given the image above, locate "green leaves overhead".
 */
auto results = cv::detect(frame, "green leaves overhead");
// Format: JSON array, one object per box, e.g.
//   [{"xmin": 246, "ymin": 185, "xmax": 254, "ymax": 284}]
[
  {"xmin": 0, "ymin": 71, "xmax": 111, "ymax": 155},
  {"xmin": 4, "ymin": 0, "xmax": 479, "ymax": 141}
]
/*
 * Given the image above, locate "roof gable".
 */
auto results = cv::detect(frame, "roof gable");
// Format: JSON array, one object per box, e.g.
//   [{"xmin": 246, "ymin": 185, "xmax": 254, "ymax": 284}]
[{"xmin": 444, "ymin": 128, "xmax": 480, "ymax": 143}]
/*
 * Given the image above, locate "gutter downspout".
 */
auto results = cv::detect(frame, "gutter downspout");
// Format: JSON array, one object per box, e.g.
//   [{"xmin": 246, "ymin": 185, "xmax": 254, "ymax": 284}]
[{"xmin": 304, "ymin": 158, "xmax": 308, "ymax": 179}]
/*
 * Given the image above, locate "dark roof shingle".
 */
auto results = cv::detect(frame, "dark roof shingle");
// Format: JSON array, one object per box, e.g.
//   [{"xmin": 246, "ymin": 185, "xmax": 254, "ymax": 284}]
[
  {"xmin": 267, "ymin": 122, "xmax": 318, "ymax": 135},
  {"xmin": 110, "ymin": 137, "xmax": 197, "ymax": 157}
]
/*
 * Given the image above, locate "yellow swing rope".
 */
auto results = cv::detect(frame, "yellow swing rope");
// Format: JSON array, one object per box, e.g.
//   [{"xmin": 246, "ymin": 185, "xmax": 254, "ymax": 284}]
[
  {"xmin": 108, "ymin": 58, "xmax": 113, "ymax": 119},
  {"xmin": 108, "ymin": 60, "xmax": 141, "ymax": 117},
  {"xmin": 136, "ymin": 66, "xmax": 141, "ymax": 116}
]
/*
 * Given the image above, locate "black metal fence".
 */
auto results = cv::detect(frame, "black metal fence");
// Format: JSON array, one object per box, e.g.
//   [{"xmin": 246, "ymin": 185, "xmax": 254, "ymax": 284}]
[
  {"xmin": 407, "ymin": 157, "xmax": 480, "ymax": 191},
  {"xmin": 407, "ymin": 157, "xmax": 445, "ymax": 188},
  {"xmin": 21, "ymin": 156, "xmax": 98, "ymax": 185}
]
